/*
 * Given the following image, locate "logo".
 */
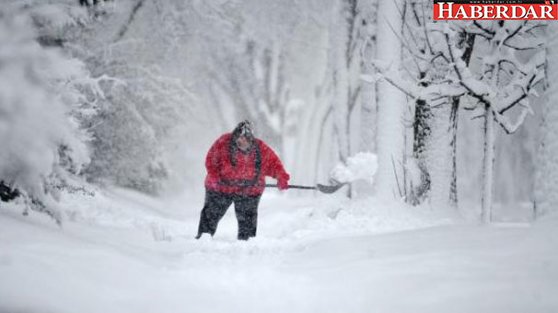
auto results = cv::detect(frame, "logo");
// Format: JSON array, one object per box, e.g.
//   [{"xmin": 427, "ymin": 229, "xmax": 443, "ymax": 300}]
[{"xmin": 433, "ymin": 0, "xmax": 558, "ymax": 20}]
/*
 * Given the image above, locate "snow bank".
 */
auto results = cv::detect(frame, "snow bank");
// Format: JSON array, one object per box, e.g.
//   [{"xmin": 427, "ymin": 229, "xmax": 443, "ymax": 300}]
[{"xmin": 259, "ymin": 194, "xmax": 455, "ymax": 242}]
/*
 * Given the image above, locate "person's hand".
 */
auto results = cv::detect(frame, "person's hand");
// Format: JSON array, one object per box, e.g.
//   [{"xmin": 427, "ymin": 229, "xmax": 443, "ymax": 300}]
[{"xmin": 278, "ymin": 178, "xmax": 289, "ymax": 191}]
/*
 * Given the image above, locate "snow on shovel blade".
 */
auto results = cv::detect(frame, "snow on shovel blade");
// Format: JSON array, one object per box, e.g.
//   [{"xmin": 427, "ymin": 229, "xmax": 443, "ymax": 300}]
[{"xmin": 316, "ymin": 183, "xmax": 346, "ymax": 194}]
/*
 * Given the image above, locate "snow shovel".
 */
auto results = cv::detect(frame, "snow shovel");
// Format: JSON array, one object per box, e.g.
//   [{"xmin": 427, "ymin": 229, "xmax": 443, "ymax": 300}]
[{"xmin": 265, "ymin": 183, "xmax": 347, "ymax": 194}]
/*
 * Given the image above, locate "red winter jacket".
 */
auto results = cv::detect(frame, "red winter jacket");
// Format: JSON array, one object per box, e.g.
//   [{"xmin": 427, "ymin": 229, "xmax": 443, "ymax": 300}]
[{"xmin": 204, "ymin": 133, "xmax": 290, "ymax": 196}]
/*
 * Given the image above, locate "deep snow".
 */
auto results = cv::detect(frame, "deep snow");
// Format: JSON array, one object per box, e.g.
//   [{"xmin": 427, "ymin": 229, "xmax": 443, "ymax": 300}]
[{"xmin": 0, "ymin": 188, "xmax": 557, "ymax": 313}]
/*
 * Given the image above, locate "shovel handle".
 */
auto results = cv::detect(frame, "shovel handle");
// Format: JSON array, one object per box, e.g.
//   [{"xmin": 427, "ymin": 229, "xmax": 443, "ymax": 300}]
[
  {"xmin": 265, "ymin": 184, "xmax": 316, "ymax": 190},
  {"xmin": 265, "ymin": 182, "xmax": 347, "ymax": 194}
]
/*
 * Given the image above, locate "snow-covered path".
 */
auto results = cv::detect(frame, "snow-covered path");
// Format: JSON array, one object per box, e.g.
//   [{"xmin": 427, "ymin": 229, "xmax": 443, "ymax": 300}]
[
  {"xmin": 284, "ymin": 224, "xmax": 558, "ymax": 313},
  {"xmin": 1, "ymin": 190, "xmax": 557, "ymax": 313}
]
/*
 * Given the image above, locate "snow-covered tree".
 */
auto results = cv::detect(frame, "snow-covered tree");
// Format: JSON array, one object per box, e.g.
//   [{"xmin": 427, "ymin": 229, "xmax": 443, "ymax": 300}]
[
  {"xmin": 207, "ymin": 38, "xmax": 291, "ymax": 151},
  {"xmin": 321, "ymin": 0, "xmax": 381, "ymax": 198},
  {"xmin": 396, "ymin": 1, "xmax": 476, "ymax": 209},
  {"xmin": 372, "ymin": 1, "xmax": 545, "ymax": 218},
  {"xmin": 358, "ymin": 0, "xmax": 378, "ymax": 155},
  {"xmin": 535, "ymin": 22, "xmax": 558, "ymax": 218},
  {"xmin": 321, "ymin": 0, "xmax": 364, "ymax": 196},
  {"xmin": 192, "ymin": 0, "xmax": 332, "ymax": 184},
  {"xmin": 0, "ymin": 3, "xmax": 101, "ymax": 222},
  {"xmin": 65, "ymin": 0, "xmax": 199, "ymax": 194},
  {"xmin": 373, "ymin": 0, "xmax": 407, "ymax": 200},
  {"xmin": 460, "ymin": 21, "xmax": 545, "ymax": 222}
]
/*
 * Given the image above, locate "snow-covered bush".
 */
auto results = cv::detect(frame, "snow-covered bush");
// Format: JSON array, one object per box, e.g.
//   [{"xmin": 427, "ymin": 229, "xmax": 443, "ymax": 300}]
[
  {"xmin": 83, "ymin": 64, "xmax": 195, "ymax": 194},
  {"xmin": 85, "ymin": 89, "xmax": 169, "ymax": 194},
  {"xmin": 0, "ymin": 7, "xmax": 98, "ymax": 222},
  {"xmin": 68, "ymin": 0, "xmax": 201, "ymax": 195}
]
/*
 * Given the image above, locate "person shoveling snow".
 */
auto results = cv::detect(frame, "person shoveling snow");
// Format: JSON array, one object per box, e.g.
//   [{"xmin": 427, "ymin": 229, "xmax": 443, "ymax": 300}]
[
  {"xmin": 195, "ymin": 121, "xmax": 378, "ymax": 241},
  {"xmin": 195, "ymin": 120, "xmax": 290, "ymax": 241}
]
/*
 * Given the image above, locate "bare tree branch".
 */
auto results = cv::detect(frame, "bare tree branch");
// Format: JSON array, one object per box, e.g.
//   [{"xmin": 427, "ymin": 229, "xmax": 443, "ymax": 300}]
[{"xmin": 113, "ymin": 0, "xmax": 145, "ymax": 43}]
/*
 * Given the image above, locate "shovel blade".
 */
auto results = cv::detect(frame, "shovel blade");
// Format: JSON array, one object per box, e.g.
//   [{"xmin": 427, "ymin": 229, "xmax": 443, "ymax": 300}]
[{"xmin": 316, "ymin": 183, "xmax": 346, "ymax": 194}]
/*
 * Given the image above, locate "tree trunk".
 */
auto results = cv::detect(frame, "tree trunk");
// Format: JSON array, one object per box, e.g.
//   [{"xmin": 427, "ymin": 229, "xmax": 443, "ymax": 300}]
[
  {"xmin": 425, "ymin": 99, "xmax": 456, "ymax": 210},
  {"xmin": 359, "ymin": 0, "xmax": 377, "ymax": 154},
  {"xmin": 328, "ymin": 0, "xmax": 362, "ymax": 197},
  {"xmin": 374, "ymin": 0, "xmax": 406, "ymax": 200},
  {"xmin": 411, "ymin": 97, "xmax": 432, "ymax": 204},
  {"xmin": 482, "ymin": 105, "xmax": 495, "ymax": 223},
  {"xmin": 449, "ymin": 97, "xmax": 459, "ymax": 207},
  {"xmin": 534, "ymin": 22, "xmax": 558, "ymax": 218}
]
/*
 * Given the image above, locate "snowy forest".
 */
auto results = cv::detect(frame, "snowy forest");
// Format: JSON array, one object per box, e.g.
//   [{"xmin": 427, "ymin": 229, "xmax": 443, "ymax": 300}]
[{"xmin": 1, "ymin": 0, "xmax": 557, "ymax": 312}]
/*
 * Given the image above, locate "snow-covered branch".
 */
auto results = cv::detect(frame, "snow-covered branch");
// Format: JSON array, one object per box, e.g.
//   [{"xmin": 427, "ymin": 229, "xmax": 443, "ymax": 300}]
[
  {"xmin": 361, "ymin": 69, "xmax": 417, "ymax": 99},
  {"xmin": 492, "ymin": 102, "xmax": 534, "ymax": 135}
]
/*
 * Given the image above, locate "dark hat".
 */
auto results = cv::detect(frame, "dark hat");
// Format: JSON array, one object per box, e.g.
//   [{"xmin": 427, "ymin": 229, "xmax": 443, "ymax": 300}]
[{"xmin": 232, "ymin": 120, "xmax": 254, "ymax": 140}]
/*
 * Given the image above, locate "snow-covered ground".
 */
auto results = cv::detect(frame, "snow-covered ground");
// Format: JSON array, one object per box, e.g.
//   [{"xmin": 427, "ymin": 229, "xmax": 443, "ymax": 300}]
[{"xmin": 1, "ymin": 188, "xmax": 557, "ymax": 313}]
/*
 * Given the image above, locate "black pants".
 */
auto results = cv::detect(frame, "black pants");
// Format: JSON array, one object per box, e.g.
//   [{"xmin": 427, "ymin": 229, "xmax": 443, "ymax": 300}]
[{"xmin": 196, "ymin": 190, "xmax": 262, "ymax": 240}]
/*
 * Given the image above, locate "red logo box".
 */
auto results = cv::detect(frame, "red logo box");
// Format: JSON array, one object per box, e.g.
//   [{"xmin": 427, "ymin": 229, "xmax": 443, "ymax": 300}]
[{"xmin": 433, "ymin": 1, "xmax": 558, "ymax": 20}]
